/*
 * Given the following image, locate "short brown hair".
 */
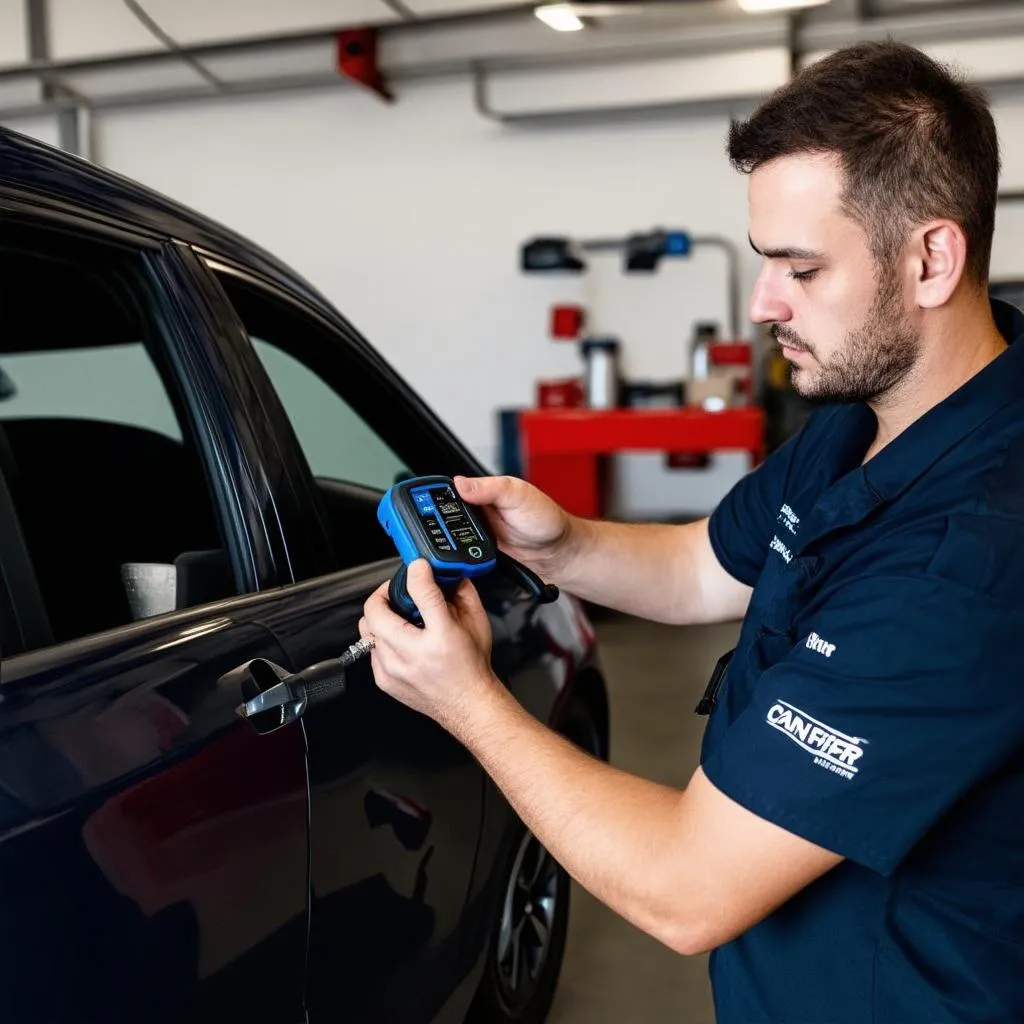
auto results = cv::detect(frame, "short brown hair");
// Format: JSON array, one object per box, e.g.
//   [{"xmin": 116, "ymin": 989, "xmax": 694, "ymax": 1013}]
[{"xmin": 728, "ymin": 40, "xmax": 1000, "ymax": 285}]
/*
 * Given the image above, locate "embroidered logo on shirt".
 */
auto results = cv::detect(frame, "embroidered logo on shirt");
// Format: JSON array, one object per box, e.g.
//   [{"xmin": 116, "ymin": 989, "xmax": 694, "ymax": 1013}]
[
  {"xmin": 769, "ymin": 535, "xmax": 793, "ymax": 563},
  {"xmin": 777, "ymin": 503, "xmax": 801, "ymax": 536},
  {"xmin": 805, "ymin": 632, "xmax": 836, "ymax": 658},
  {"xmin": 765, "ymin": 700, "xmax": 866, "ymax": 780}
]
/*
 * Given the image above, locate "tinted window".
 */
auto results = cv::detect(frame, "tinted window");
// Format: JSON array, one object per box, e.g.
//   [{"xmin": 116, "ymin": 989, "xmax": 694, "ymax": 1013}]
[
  {"xmin": 212, "ymin": 271, "xmax": 436, "ymax": 576},
  {"xmin": 249, "ymin": 337, "xmax": 405, "ymax": 490},
  {"xmin": 0, "ymin": 343, "xmax": 181, "ymax": 439},
  {"xmin": 0, "ymin": 224, "xmax": 236, "ymax": 648}
]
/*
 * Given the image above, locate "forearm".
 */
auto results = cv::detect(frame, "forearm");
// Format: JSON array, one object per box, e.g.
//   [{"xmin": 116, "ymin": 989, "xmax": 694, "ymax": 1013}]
[
  {"xmin": 364, "ymin": 560, "xmax": 834, "ymax": 962},
  {"xmin": 553, "ymin": 516, "xmax": 728, "ymax": 625},
  {"xmin": 456, "ymin": 681, "xmax": 699, "ymax": 955}
]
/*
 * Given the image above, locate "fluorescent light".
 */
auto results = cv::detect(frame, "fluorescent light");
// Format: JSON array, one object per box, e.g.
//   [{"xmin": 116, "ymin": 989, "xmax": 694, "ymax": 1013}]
[
  {"xmin": 739, "ymin": 0, "xmax": 830, "ymax": 11},
  {"xmin": 535, "ymin": 4, "xmax": 586, "ymax": 32}
]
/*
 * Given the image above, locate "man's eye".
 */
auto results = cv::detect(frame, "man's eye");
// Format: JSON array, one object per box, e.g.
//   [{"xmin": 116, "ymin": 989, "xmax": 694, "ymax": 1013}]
[{"xmin": 788, "ymin": 268, "xmax": 819, "ymax": 282}]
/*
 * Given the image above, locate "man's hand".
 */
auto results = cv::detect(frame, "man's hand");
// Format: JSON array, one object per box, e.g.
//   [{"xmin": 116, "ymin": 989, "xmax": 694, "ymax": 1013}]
[
  {"xmin": 455, "ymin": 475, "xmax": 749, "ymax": 626},
  {"xmin": 454, "ymin": 475, "xmax": 579, "ymax": 579},
  {"xmin": 359, "ymin": 563, "xmax": 840, "ymax": 958},
  {"xmin": 360, "ymin": 559, "xmax": 499, "ymax": 733}
]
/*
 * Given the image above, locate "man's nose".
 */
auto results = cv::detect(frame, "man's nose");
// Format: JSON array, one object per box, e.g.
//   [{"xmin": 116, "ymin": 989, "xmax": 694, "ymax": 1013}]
[{"xmin": 749, "ymin": 268, "xmax": 792, "ymax": 325}]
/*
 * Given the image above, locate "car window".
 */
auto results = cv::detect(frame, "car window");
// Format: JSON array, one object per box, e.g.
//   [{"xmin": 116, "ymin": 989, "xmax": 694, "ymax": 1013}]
[
  {"xmin": 248, "ymin": 337, "xmax": 405, "ymax": 491},
  {"xmin": 209, "ymin": 270, "xmax": 472, "ymax": 578},
  {"xmin": 0, "ymin": 343, "xmax": 181, "ymax": 440},
  {"xmin": 0, "ymin": 223, "xmax": 239, "ymax": 650}
]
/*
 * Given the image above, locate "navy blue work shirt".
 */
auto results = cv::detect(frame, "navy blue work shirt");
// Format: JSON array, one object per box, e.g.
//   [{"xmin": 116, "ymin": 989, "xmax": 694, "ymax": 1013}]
[{"xmin": 702, "ymin": 299, "xmax": 1024, "ymax": 1023}]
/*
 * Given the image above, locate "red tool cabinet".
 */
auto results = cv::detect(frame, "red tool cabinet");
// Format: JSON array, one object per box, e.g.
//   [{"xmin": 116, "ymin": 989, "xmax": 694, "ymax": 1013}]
[{"xmin": 519, "ymin": 406, "xmax": 765, "ymax": 519}]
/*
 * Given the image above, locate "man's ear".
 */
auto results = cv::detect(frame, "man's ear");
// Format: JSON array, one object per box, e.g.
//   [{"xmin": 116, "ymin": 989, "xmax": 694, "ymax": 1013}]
[{"xmin": 910, "ymin": 220, "xmax": 968, "ymax": 308}]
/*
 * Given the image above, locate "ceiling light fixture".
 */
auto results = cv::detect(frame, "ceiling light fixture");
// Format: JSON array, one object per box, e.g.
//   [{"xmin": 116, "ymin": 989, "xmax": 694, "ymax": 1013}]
[
  {"xmin": 738, "ymin": 0, "xmax": 831, "ymax": 11},
  {"xmin": 535, "ymin": 3, "xmax": 586, "ymax": 32}
]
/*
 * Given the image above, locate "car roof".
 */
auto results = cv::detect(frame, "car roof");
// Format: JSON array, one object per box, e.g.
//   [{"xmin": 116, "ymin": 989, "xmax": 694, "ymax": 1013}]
[{"xmin": 0, "ymin": 125, "xmax": 329, "ymax": 313}]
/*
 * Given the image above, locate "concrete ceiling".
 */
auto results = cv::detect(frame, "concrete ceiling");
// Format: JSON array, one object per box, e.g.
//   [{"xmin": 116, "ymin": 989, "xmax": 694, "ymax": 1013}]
[
  {"xmin": 43, "ymin": 0, "xmax": 539, "ymax": 62},
  {"xmin": 1, "ymin": 0, "xmax": 1021, "ymax": 124},
  {"xmin": 3, "ymin": 0, "xmax": 1006, "ymax": 68}
]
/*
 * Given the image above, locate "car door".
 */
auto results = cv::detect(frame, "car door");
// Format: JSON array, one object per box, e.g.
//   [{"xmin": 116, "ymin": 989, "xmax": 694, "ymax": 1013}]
[
  {"xmin": 189, "ymin": 257, "xmax": 514, "ymax": 1023},
  {"xmin": 0, "ymin": 209, "xmax": 310, "ymax": 1023}
]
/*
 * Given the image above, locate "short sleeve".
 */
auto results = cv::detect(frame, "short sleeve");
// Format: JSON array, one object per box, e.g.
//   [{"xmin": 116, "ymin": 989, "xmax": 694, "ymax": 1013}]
[
  {"xmin": 707, "ymin": 423, "xmax": 806, "ymax": 586},
  {"xmin": 701, "ymin": 574, "xmax": 1024, "ymax": 876}
]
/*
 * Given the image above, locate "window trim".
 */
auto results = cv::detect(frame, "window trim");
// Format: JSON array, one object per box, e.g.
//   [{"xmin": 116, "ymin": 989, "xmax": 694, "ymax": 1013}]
[
  {"xmin": 0, "ymin": 194, "xmax": 164, "ymax": 252},
  {"xmin": 199, "ymin": 255, "xmax": 481, "ymax": 473},
  {"xmin": 148, "ymin": 241, "xmax": 279, "ymax": 595},
  {"xmin": 183, "ymin": 254, "xmax": 339, "ymax": 585},
  {"xmin": 193, "ymin": 247, "xmax": 486, "ymax": 585},
  {"xmin": 247, "ymin": 336, "xmax": 408, "ymax": 491},
  {"xmin": 189, "ymin": 253, "xmax": 482, "ymax": 583}
]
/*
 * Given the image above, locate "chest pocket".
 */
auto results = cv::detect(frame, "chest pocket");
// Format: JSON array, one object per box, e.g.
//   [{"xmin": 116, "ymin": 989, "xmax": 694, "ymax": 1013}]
[
  {"xmin": 746, "ymin": 548, "xmax": 821, "ymax": 675},
  {"xmin": 698, "ymin": 542, "xmax": 818, "ymax": 749}
]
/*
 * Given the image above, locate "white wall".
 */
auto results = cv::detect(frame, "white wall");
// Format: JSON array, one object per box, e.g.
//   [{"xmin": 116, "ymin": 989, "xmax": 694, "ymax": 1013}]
[
  {"xmin": 991, "ymin": 91, "xmax": 1024, "ymax": 279},
  {"xmin": 93, "ymin": 72, "xmax": 1024, "ymax": 516},
  {"xmin": 2, "ymin": 116, "xmax": 59, "ymax": 147},
  {"xmin": 96, "ymin": 77, "xmax": 754, "ymax": 515}
]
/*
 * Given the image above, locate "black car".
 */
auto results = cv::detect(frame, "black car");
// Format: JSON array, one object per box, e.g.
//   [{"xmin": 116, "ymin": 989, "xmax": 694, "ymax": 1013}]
[{"xmin": 0, "ymin": 126, "xmax": 609, "ymax": 1024}]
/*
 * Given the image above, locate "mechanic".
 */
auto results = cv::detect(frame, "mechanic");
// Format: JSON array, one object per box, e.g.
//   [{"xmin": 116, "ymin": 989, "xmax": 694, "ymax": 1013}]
[{"xmin": 361, "ymin": 40, "xmax": 1024, "ymax": 1023}]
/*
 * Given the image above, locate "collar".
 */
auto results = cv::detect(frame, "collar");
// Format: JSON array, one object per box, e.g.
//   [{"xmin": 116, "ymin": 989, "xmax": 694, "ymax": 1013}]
[
  {"xmin": 796, "ymin": 298, "xmax": 1024, "ymax": 553},
  {"xmin": 862, "ymin": 297, "xmax": 1024, "ymax": 502}
]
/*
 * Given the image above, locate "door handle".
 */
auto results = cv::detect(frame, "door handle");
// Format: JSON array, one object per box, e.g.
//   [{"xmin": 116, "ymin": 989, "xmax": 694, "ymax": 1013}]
[
  {"xmin": 224, "ymin": 637, "xmax": 374, "ymax": 733},
  {"xmin": 222, "ymin": 655, "xmax": 350, "ymax": 734}
]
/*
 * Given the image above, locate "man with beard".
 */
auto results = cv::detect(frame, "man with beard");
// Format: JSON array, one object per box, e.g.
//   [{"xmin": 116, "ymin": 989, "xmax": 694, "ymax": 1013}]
[{"xmin": 362, "ymin": 40, "xmax": 1024, "ymax": 1023}]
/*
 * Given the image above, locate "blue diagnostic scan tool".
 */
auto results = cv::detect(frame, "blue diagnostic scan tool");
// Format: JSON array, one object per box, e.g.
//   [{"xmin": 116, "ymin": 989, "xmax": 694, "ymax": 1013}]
[{"xmin": 377, "ymin": 475, "xmax": 559, "ymax": 624}]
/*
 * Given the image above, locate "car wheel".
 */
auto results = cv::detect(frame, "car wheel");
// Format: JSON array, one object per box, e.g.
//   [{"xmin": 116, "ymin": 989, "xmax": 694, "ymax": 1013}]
[{"xmin": 467, "ymin": 699, "xmax": 600, "ymax": 1024}]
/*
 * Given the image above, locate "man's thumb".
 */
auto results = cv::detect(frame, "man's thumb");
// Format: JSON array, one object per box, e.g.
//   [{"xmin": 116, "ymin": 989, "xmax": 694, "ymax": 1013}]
[{"xmin": 405, "ymin": 559, "xmax": 448, "ymax": 625}]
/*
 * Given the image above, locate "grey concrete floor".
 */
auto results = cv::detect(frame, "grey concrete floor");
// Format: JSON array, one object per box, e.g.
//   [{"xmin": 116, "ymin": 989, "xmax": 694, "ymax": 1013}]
[{"xmin": 548, "ymin": 612, "xmax": 741, "ymax": 1024}]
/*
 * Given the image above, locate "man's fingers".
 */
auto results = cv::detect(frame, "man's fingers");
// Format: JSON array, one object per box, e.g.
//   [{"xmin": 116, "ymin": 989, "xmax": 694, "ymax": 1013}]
[
  {"xmin": 364, "ymin": 582, "xmax": 407, "ymax": 641},
  {"xmin": 453, "ymin": 580, "xmax": 494, "ymax": 655},
  {"xmin": 364, "ymin": 580, "xmax": 390, "ymax": 606},
  {"xmin": 364, "ymin": 582, "xmax": 391, "ymax": 618},
  {"xmin": 405, "ymin": 559, "xmax": 449, "ymax": 628},
  {"xmin": 451, "ymin": 577, "xmax": 485, "ymax": 619}
]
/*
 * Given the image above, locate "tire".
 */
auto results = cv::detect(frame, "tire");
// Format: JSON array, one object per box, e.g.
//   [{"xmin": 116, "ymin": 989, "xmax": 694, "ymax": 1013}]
[{"xmin": 466, "ymin": 698, "xmax": 601, "ymax": 1024}]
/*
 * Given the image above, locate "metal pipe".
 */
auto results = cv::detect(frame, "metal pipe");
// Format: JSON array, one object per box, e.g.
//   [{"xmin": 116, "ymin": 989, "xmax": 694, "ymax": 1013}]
[
  {"xmin": 579, "ymin": 238, "xmax": 631, "ymax": 253},
  {"xmin": 0, "ymin": 4, "xmax": 535, "ymax": 82},
  {"xmin": 471, "ymin": 50, "xmax": 773, "ymax": 127},
  {"xmin": 691, "ymin": 234, "xmax": 762, "ymax": 401},
  {"xmin": 121, "ymin": 0, "xmax": 225, "ymax": 91},
  {"xmin": 690, "ymin": 235, "xmax": 742, "ymax": 340},
  {"xmin": 24, "ymin": 0, "xmax": 47, "ymax": 67},
  {"xmin": 799, "ymin": 3, "xmax": 1024, "ymax": 53},
  {"xmin": 520, "ymin": 228, "xmax": 751, "ymax": 387},
  {"xmin": 2, "ymin": 4, "xmax": 1022, "ymax": 125},
  {"xmin": 0, "ymin": 72, "xmax": 345, "ymax": 120},
  {"xmin": 23, "ymin": 0, "xmax": 95, "ymax": 159},
  {"xmin": 526, "ymin": 230, "xmax": 743, "ymax": 339}
]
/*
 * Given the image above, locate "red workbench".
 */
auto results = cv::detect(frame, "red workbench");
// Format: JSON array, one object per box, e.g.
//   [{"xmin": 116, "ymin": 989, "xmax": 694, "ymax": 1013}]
[{"xmin": 519, "ymin": 406, "xmax": 765, "ymax": 519}]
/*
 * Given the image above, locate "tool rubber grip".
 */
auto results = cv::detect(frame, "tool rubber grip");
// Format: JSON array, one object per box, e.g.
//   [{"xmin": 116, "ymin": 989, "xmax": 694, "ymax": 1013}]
[
  {"xmin": 388, "ymin": 563, "xmax": 422, "ymax": 624},
  {"xmin": 297, "ymin": 661, "xmax": 347, "ymax": 707},
  {"xmin": 388, "ymin": 563, "xmax": 463, "ymax": 626}
]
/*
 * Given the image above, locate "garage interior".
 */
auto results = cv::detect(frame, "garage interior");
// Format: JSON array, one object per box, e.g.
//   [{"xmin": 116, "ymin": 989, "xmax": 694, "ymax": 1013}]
[{"xmin": 2, "ymin": 0, "xmax": 1024, "ymax": 1021}]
